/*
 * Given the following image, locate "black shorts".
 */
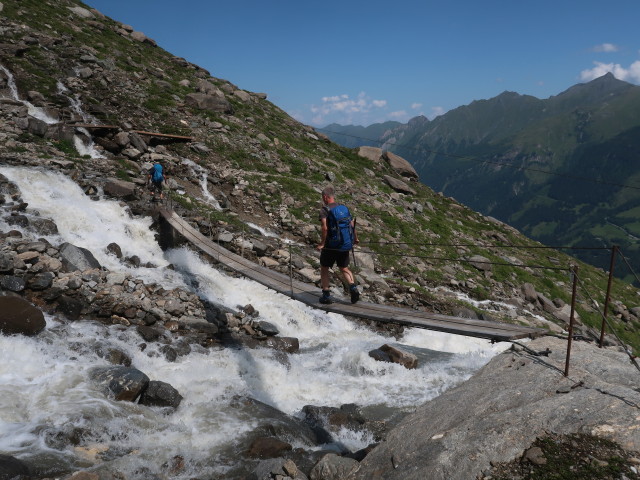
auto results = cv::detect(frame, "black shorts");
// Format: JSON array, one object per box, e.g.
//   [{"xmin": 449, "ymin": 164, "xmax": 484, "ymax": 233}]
[
  {"xmin": 150, "ymin": 180, "xmax": 163, "ymax": 193},
  {"xmin": 320, "ymin": 249, "xmax": 350, "ymax": 268}
]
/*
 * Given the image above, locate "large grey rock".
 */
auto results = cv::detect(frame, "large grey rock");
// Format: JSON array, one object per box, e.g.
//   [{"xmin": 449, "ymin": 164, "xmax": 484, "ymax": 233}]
[
  {"xmin": 382, "ymin": 151, "xmax": 418, "ymax": 179},
  {"xmin": 90, "ymin": 366, "xmax": 149, "ymax": 402},
  {"xmin": 0, "ymin": 295, "xmax": 46, "ymax": 336},
  {"xmin": 0, "ymin": 454, "xmax": 30, "ymax": 479},
  {"xmin": 467, "ymin": 255, "xmax": 492, "ymax": 272},
  {"xmin": 185, "ymin": 93, "xmax": 233, "ymax": 114},
  {"xmin": 103, "ymin": 178, "xmax": 137, "ymax": 200},
  {"xmin": 59, "ymin": 243, "xmax": 101, "ymax": 272},
  {"xmin": 383, "ymin": 175, "xmax": 416, "ymax": 195},
  {"xmin": 311, "ymin": 453, "xmax": 359, "ymax": 480},
  {"xmin": 369, "ymin": 344, "xmax": 418, "ymax": 369},
  {"xmin": 357, "ymin": 146, "xmax": 382, "ymax": 162},
  {"xmin": 350, "ymin": 336, "xmax": 640, "ymax": 480},
  {"xmin": 138, "ymin": 380, "xmax": 183, "ymax": 409}
]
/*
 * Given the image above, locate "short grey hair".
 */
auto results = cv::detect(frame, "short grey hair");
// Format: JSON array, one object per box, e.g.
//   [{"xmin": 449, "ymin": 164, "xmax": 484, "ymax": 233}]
[{"xmin": 322, "ymin": 186, "xmax": 335, "ymax": 198}]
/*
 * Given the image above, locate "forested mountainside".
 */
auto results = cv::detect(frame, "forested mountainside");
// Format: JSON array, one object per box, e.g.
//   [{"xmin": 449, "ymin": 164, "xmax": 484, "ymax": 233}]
[{"xmin": 324, "ymin": 74, "xmax": 640, "ymax": 284}]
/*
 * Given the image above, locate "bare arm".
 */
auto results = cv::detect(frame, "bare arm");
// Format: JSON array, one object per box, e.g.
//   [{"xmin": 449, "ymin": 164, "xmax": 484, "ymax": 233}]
[{"xmin": 317, "ymin": 217, "xmax": 328, "ymax": 250}]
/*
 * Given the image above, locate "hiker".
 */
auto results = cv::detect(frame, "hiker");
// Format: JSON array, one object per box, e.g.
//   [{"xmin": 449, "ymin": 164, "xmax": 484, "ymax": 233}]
[
  {"xmin": 316, "ymin": 186, "xmax": 359, "ymax": 304},
  {"xmin": 147, "ymin": 162, "xmax": 167, "ymax": 201}
]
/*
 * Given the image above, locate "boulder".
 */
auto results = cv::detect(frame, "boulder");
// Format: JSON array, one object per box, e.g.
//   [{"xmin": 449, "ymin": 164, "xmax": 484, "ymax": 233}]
[
  {"xmin": 103, "ymin": 178, "xmax": 137, "ymax": 200},
  {"xmin": 467, "ymin": 255, "xmax": 492, "ymax": 272},
  {"xmin": 26, "ymin": 272, "xmax": 54, "ymax": 290},
  {"xmin": 59, "ymin": 243, "xmax": 101, "ymax": 272},
  {"xmin": 0, "ymin": 454, "xmax": 31, "ymax": 479},
  {"xmin": 369, "ymin": 344, "xmax": 418, "ymax": 369},
  {"xmin": 90, "ymin": 366, "xmax": 149, "ymax": 402},
  {"xmin": 310, "ymin": 453, "xmax": 359, "ymax": 480},
  {"xmin": 357, "ymin": 146, "xmax": 383, "ymax": 162},
  {"xmin": 250, "ymin": 458, "xmax": 306, "ymax": 480},
  {"xmin": 246, "ymin": 436, "xmax": 292, "ymax": 459},
  {"xmin": 0, "ymin": 295, "xmax": 46, "ymax": 336},
  {"xmin": 383, "ymin": 175, "xmax": 416, "ymax": 195},
  {"xmin": 138, "ymin": 380, "xmax": 183, "ymax": 409},
  {"xmin": 184, "ymin": 93, "xmax": 233, "ymax": 114},
  {"xmin": 382, "ymin": 151, "xmax": 418, "ymax": 179},
  {"xmin": 521, "ymin": 283, "xmax": 538, "ymax": 303},
  {"xmin": 57, "ymin": 295, "xmax": 85, "ymax": 320}
]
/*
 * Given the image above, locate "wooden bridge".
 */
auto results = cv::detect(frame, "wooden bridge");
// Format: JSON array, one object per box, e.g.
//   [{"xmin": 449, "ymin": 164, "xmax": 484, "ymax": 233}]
[{"xmin": 157, "ymin": 208, "xmax": 545, "ymax": 342}]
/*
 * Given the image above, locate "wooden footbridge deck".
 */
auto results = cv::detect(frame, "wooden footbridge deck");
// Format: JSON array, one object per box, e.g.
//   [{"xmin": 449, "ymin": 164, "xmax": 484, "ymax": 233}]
[{"xmin": 158, "ymin": 209, "xmax": 545, "ymax": 342}]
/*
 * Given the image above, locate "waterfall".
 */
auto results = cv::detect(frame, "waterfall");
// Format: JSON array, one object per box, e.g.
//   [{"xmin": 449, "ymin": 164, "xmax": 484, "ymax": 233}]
[
  {"xmin": 56, "ymin": 81, "xmax": 104, "ymax": 159},
  {"xmin": 0, "ymin": 166, "xmax": 506, "ymax": 478},
  {"xmin": 0, "ymin": 64, "xmax": 58, "ymax": 124}
]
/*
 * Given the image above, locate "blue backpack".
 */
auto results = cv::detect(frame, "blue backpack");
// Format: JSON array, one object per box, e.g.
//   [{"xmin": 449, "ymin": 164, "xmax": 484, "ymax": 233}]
[
  {"xmin": 326, "ymin": 204, "xmax": 354, "ymax": 251},
  {"xmin": 151, "ymin": 163, "xmax": 163, "ymax": 183}
]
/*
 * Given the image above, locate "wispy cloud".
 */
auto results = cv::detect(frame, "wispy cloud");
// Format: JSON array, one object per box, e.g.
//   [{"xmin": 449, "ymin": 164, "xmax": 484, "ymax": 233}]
[
  {"xmin": 309, "ymin": 92, "xmax": 388, "ymax": 125},
  {"xmin": 430, "ymin": 106, "xmax": 445, "ymax": 118},
  {"xmin": 411, "ymin": 102, "xmax": 422, "ymax": 109},
  {"xmin": 389, "ymin": 110, "xmax": 407, "ymax": 119},
  {"xmin": 580, "ymin": 61, "xmax": 640, "ymax": 83},
  {"xmin": 592, "ymin": 43, "xmax": 619, "ymax": 53}
]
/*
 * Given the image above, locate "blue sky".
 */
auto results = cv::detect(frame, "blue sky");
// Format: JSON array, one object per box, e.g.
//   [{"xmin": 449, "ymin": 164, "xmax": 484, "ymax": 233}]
[{"xmin": 83, "ymin": 0, "xmax": 640, "ymax": 127}]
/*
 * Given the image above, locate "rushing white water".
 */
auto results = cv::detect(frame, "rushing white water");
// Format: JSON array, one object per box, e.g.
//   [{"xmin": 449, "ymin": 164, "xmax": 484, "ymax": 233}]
[
  {"xmin": 0, "ymin": 64, "xmax": 58, "ymax": 124},
  {"xmin": 0, "ymin": 166, "xmax": 508, "ymax": 478},
  {"xmin": 181, "ymin": 158, "xmax": 222, "ymax": 210},
  {"xmin": 56, "ymin": 81, "xmax": 104, "ymax": 159}
]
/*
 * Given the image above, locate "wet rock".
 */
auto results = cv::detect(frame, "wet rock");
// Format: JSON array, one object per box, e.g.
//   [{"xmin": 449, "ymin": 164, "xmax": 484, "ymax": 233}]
[
  {"xmin": 264, "ymin": 336, "xmax": 299, "ymax": 353},
  {"xmin": 0, "ymin": 454, "xmax": 31, "ymax": 479},
  {"xmin": 302, "ymin": 404, "xmax": 368, "ymax": 445},
  {"xmin": 59, "ymin": 294, "xmax": 87, "ymax": 319},
  {"xmin": 106, "ymin": 242, "xmax": 122, "ymax": 258},
  {"xmin": 59, "ymin": 243, "xmax": 101, "ymax": 272},
  {"xmin": 26, "ymin": 271, "xmax": 54, "ymax": 290},
  {"xmin": 309, "ymin": 453, "xmax": 360, "ymax": 480},
  {"xmin": 90, "ymin": 366, "xmax": 150, "ymax": 402},
  {"xmin": 95, "ymin": 345, "xmax": 132, "ymax": 367},
  {"xmin": 7, "ymin": 214, "xmax": 29, "ymax": 228},
  {"xmin": 138, "ymin": 380, "xmax": 183, "ymax": 409},
  {"xmin": 0, "ymin": 295, "xmax": 46, "ymax": 336},
  {"xmin": 373, "ymin": 344, "xmax": 417, "ymax": 369},
  {"xmin": 0, "ymin": 275, "xmax": 25, "ymax": 292},
  {"xmin": 246, "ymin": 436, "xmax": 292, "ymax": 459},
  {"xmin": 30, "ymin": 217, "xmax": 58, "ymax": 235},
  {"xmin": 256, "ymin": 321, "xmax": 279, "ymax": 336},
  {"xmin": 136, "ymin": 325, "xmax": 164, "ymax": 342}
]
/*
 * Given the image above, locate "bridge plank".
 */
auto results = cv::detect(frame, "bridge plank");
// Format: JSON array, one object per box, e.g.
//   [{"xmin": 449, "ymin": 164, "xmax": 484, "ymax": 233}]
[{"xmin": 159, "ymin": 209, "xmax": 545, "ymax": 341}]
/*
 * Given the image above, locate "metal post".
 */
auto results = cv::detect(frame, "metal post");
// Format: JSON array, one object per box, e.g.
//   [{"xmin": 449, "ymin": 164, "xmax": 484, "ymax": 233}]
[
  {"xmin": 288, "ymin": 242, "xmax": 294, "ymax": 297},
  {"xmin": 599, "ymin": 245, "xmax": 618, "ymax": 347},
  {"xmin": 564, "ymin": 265, "xmax": 579, "ymax": 377}
]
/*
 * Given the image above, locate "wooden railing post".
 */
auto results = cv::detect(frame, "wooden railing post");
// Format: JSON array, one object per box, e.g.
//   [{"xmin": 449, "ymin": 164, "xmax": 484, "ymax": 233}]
[{"xmin": 564, "ymin": 265, "xmax": 579, "ymax": 377}]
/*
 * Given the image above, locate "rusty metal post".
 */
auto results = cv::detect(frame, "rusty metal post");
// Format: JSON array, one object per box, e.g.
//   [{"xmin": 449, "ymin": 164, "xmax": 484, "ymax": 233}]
[
  {"xmin": 599, "ymin": 245, "xmax": 618, "ymax": 347},
  {"xmin": 564, "ymin": 265, "xmax": 579, "ymax": 377},
  {"xmin": 288, "ymin": 242, "xmax": 294, "ymax": 297}
]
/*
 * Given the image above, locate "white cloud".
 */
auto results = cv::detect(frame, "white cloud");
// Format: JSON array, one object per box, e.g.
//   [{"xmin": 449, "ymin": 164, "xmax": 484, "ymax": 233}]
[
  {"xmin": 580, "ymin": 61, "xmax": 640, "ymax": 83},
  {"xmin": 309, "ymin": 92, "xmax": 389, "ymax": 125},
  {"xmin": 411, "ymin": 102, "xmax": 423, "ymax": 109},
  {"xmin": 389, "ymin": 110, "xmax": 407, "ymax": 119},
  {"xmin": 593, "ymin": 43, "xmax": 618, "ymax": 53},
  {"xmin": 430, "ymin": 106, "xmax": 445, "ymax": 118}
]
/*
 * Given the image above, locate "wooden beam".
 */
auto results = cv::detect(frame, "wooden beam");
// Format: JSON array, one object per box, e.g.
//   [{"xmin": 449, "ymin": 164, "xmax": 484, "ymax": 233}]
[{"xmin": 131, "ymin": 130, "xmax": 194, "ymax": 141}]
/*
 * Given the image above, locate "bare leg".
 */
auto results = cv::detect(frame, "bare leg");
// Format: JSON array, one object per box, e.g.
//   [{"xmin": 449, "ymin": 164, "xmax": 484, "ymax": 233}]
[{"xmin": 320, "ymin": 266, "xmax": 330, "ymax": 290}]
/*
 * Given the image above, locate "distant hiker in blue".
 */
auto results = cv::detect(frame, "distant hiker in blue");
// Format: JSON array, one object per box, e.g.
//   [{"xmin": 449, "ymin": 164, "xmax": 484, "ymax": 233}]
[
  {"xmin": 147, "ymin": 162, "xmax": 167, "ymax": 201},
  {"xmin": 316, "ymin": 186, "xmax": 359, "ymax": 304}
]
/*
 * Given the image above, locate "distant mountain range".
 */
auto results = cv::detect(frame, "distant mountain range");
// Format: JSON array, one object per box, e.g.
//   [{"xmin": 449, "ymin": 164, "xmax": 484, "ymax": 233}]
[{"xmin": 321, "ymin": 74, "xmax": 640, "ymax": 282}]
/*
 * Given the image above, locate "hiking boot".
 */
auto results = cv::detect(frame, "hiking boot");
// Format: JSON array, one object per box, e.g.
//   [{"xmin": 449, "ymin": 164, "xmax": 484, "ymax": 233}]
[
  {"xmin": 319, "ymin": 295, "xmax": 333, "ymax": 304},
  {"xmin": 350, "ymin": 285, "xmax": 360, "ymax": 304},
  {"xmin": 320, "ymin": 290, "xmax": 332, "ymax": 304}
]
